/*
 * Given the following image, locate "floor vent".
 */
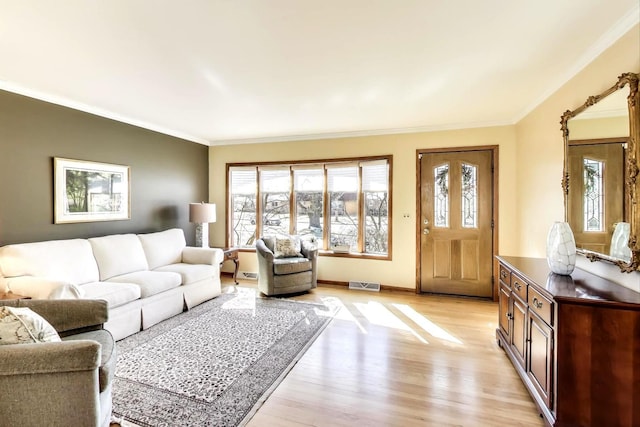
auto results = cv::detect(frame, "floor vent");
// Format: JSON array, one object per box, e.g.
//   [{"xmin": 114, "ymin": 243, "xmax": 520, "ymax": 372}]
[
  {"xmin": 239, "ymin": 271, "xmax": 258, "ymax": 280},
  {"xmin": 348, "ymin": 281, "xmax": 381, "ymax": 292}
]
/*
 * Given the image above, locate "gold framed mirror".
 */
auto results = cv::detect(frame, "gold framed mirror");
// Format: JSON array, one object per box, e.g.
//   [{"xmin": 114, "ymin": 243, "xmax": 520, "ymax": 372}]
[{"xmin": 560, "ymin": 72, "xmax": 639, "ymax": 272}]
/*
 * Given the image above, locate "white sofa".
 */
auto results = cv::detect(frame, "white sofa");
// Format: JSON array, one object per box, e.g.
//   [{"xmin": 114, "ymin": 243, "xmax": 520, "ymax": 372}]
[{"xmin": 0, "ymin": 228, "xmax": 223, "ymax": 340}]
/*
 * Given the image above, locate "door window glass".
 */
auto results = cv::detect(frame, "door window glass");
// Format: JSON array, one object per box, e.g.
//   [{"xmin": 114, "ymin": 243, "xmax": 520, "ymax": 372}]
[
  {"xmin": 434, "ymin": 164, "xmax": 449, "ymax": 228},
  {"xmin": 583, "ymin": 158, "xmax": 604, "ymax": 232},
  {"xmin": 461, "ymin": 163, "xmax": 478, "ymax": 228}
]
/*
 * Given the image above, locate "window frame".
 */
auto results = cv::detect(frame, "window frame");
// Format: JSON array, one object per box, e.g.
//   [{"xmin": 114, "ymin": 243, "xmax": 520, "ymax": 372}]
[{"xmin": 226, "ymin": 155, "xmax": 392, "ymax": 260}]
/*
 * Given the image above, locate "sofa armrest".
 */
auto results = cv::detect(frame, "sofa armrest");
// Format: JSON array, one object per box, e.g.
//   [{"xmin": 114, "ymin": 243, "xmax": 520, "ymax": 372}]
[
  {"xmin": 1, "ymin": 276, "xmax": 83, "ymax": 299},
  {"xmin": 182, "ymin": 247, "xmax": 224, "ymax": 265},
  {"xmin": 256, "ymin": 239, "xmax": 275, "ymax": 262},
  {"xmin": 2, "ymin": 299, "xmax": 109, "ymax": 335},
  {"xmin": 256, "ymin": 239, "xmax": 275, "ymax": 291},
  {"xmin": 300, "ymin": 241, "xmax": 318, "ymax": 289},
  {"xmin": 0, "ymin": 340, "xmax": 102, "ymax": 427},
  {"xmin": 0, "ymin": 340, "xmax": 100, "ymax": 375},
  {"xmin": 301, "ymin": 241, "xmax": 318, "ymax": 260}
]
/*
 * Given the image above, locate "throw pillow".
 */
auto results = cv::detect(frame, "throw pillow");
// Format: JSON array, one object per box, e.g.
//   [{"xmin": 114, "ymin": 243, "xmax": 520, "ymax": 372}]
[
  {"xmin": 0, "ymin": 306, "xmax": 61, "ymax": 345},
  {"xmin": 274, "ymin": 236, "xmax": 302, "ymax": 258}
]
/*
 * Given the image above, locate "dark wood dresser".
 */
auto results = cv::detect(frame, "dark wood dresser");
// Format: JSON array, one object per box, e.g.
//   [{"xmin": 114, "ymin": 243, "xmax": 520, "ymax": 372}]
[{"xmin": 496, "ymin": 256, "xmax": 640, "ymax": 427}]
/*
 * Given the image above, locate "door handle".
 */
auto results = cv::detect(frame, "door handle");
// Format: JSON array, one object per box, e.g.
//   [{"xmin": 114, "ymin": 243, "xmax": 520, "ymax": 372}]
[{"xmin": 423, "ymin": 228, "xmax": 430, "ymax": 235}]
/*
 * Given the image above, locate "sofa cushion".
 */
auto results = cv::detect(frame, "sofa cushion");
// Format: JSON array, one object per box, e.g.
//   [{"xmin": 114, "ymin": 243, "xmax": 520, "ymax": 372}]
[
  {"xmin": 273, "ymin": 258, "xmax": 312, "ymax": 275},
  {"xmin": 62, "ymin": 329, "xmax": 115, "ymax": 393},
  {"xmin": 0, "ymin": 306, "xmax": 61, "ymax": 345},
  {"xmin": 107, "ymin": 271, "xmax": 182, "ymax": 298},
  {"xmin": 154, "ymin": 263, "xmax": 216, "ymax": 285},
  {"xmin": 78, "ymin": 282, "xmax": 141, "ymax": 309},
  {"xmin": 0, "ymin": 239, "xmax": 99, "ymax": 285},
  {"xmin": 137, "ymin": 228, "xmax": 186, "ymax": 270},
  {"xmin": 89, "ymin": 234, "xmax": 149, "ymax": 281}
]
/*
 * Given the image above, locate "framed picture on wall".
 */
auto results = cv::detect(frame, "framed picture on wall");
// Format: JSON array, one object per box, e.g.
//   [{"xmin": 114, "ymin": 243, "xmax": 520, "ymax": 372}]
[{"xmin": 54, "ymin": 157, "xmax": 131, "ymax": 223}]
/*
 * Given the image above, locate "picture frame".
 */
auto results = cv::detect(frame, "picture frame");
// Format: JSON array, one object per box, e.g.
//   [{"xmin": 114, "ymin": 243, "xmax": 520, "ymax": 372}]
[{"xmin": 54, "ymin": 157, "xmax": 130, "ymax": 223}]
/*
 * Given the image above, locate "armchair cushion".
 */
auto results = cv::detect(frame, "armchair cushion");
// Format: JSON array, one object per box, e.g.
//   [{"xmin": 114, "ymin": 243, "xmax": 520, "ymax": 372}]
[
  {"xmin": 0, "ymin": 307, "xmax": 61, "ymax": 345},
  {"xmin": 273, "ymin": 258, "xmax": 312, "ymax": 275}
]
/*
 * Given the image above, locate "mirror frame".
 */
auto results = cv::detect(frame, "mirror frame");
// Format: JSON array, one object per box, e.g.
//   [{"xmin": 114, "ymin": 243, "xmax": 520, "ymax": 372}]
[{"xmin": 560, "ymin": 72, "xmax": 639, "ymax": 272}]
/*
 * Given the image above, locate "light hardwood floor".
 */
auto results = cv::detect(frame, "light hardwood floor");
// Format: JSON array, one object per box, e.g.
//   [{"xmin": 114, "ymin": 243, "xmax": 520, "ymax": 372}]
[{"xmin": 224, "ymin": 278, "xmax": 545, "ymax": 427}]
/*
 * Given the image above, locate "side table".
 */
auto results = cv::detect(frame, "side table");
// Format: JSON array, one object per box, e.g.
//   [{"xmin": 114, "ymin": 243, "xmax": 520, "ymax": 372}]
[
  {"xmin": 0, "ymin": 292, "xmax": 31, "ymax": 300},
  {"xmin": 221, "ymin": 248, "xmax": 240, "ymax": 284}
]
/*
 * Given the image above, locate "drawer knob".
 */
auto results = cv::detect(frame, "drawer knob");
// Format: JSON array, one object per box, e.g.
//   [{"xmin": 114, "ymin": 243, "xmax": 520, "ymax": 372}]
[
  {"xmin": 515, "ymin": 283, "xmax": 521, "ymax": 291},
  {"xmin": 533, "ymin": 297, "xmax": 543, "ymax": 309}
]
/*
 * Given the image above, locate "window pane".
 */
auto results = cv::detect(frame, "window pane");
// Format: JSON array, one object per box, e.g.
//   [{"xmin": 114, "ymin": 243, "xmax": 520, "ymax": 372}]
[
  {"xmin": 261, "ymin": 169, "xmax": 290, "ymax": 235},
  {"xmin": 364, "ymin": 191, "xmax": 388, "ymax": 254},
  {"xmin": 363, "ymin": 161, "xmax": 389, "ymax": 255},
  {"xmin": 230, "ymin": 169, "xmax": 257, "ymax": 247},
  {"xmin": 260, "ymin": 169, "xmax": 290, "ymax": 192},
  {"xmin": 461, "ymin": 163, "xmax": 478, "ymax": 228},
  {"xmin": 434, "ymin": 164, "xmax": 449, "ymax": 228},
  {"xmin": 294, "ymin": 169, "xmax": 324, "ymax": 244},
  {"xmin": 362, "ymin": 161, "xmax": 388, "ymax": 192},
  {"xmin": 583, "ymin": 158, "xmax": 604, "ymax": 232},
  {"xmin": 294, "ymin": 168, "xmax": 324, "ymax": 192},
  {"xmin": 261, "ymin": 193, "xmax": 289, "ymax": 234},
  {"xmin": 295, "ymin": 192, "xmax": 324, "ymax": 243},
  {"xmin": 329, "ymin": 191, "xmax": 358, "ymax": 251},
  {"xmin": 328, "ymin": 167, "xmax": 358, "ymax": 251},
  {"xmin": 327, "ymin": 166, "xmax": 358, "ymax": 192}
]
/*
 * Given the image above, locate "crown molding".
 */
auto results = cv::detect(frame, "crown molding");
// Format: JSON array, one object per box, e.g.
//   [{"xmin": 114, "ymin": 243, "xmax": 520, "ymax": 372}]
[{"xmin": 207, "ymin": 119, "xmax": 514, "ymax": 146}]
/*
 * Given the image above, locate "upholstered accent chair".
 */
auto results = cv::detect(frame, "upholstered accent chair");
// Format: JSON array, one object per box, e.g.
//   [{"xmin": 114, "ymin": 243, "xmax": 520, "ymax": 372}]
[
  {"xmin": 256, "ymin": 235, "xmax": 318, "ymax": 296},
  {"xmin": 0, "ymin": 299, "xmax": 114, "ymax": 427}
]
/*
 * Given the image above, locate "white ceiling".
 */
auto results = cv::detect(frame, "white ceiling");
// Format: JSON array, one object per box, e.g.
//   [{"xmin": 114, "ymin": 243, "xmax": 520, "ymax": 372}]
[{"xmin": 0, "ymin": 1, "xmax": 638, "ymax": 146}]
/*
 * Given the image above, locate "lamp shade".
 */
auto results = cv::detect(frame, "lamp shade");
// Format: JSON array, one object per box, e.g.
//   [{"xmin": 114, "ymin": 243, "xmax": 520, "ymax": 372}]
[{"xmin": 189, "ymin": 203, "xmax": 216, "ymax": 223}]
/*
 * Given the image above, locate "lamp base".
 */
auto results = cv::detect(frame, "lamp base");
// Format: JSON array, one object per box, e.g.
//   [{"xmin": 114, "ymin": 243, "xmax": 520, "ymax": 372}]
[{"xmin": 195, "ymin": 222, "xmax": 209, "ymax": 248}]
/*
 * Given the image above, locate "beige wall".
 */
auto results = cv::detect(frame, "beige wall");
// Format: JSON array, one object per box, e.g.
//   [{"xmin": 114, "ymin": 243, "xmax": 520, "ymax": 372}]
[
  {"xmin": 515, "ymin": 23, "xmax": 639, "ymax": 290},
  {"xmin": 210, "ymin": 126, "xmax": 517, "ymax": 289},
  {"xmin": 210, "ymin": 23, "xmax": 640, "ymax": 291}
]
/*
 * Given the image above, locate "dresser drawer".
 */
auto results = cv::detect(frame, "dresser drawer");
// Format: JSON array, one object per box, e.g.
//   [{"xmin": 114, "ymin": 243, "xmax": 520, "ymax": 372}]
[
  {"xmin": 511, "ymin": 274, "xmax": 528, "ymax": 301},
  {"xmin": 528, "ymin": 287, "xmax": 553, "ymax": 327},
  {"xmin": 499, "ymin": 264, "xmax": 511, "ymax": 287}
]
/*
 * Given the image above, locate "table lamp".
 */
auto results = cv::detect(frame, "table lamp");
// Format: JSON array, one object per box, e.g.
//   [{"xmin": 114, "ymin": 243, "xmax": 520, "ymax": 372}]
[{"xmin": 189, "ymin": 202, "xmax": 216, "ymax": 247}]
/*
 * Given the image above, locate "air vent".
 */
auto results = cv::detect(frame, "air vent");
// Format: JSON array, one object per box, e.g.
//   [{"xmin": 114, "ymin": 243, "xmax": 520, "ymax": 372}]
[
  {"xmin": 239, "ymin": 271, "xmax": 258, "ymax": 280},
  {"xmin": 348, "ymin": 281, "xmax": 381, "ymax": 292}
]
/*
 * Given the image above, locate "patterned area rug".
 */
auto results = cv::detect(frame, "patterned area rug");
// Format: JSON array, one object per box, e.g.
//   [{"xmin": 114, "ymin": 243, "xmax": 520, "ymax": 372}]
[{"xmin": 111, "ymin": 288, "xmax": 335, "ymax": 427}]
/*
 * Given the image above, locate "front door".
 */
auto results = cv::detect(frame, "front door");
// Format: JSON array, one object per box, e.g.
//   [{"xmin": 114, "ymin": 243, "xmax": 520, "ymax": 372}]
[{"xmin": 419, "ymin": 149, "xmax": 494, "ymax": 297}]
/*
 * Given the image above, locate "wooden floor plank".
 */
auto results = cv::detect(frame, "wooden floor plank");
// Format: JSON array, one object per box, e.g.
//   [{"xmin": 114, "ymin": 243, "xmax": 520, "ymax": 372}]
[{"xmin": 222, "ymin": 280, "xmax": 544, "ymax": 427}]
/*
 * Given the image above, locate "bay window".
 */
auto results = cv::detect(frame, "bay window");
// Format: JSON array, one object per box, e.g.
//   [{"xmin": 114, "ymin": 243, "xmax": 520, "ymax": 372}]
[{"xmin": 227, "ymin": 156, "xmax": 391, "ymax": 258}]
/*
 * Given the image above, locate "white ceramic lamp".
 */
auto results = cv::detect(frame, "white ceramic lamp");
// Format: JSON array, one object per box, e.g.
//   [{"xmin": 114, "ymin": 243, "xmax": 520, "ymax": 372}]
[{"xmin": 189, "ymin": 202, "xmax": 216, "ymax": 248}]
